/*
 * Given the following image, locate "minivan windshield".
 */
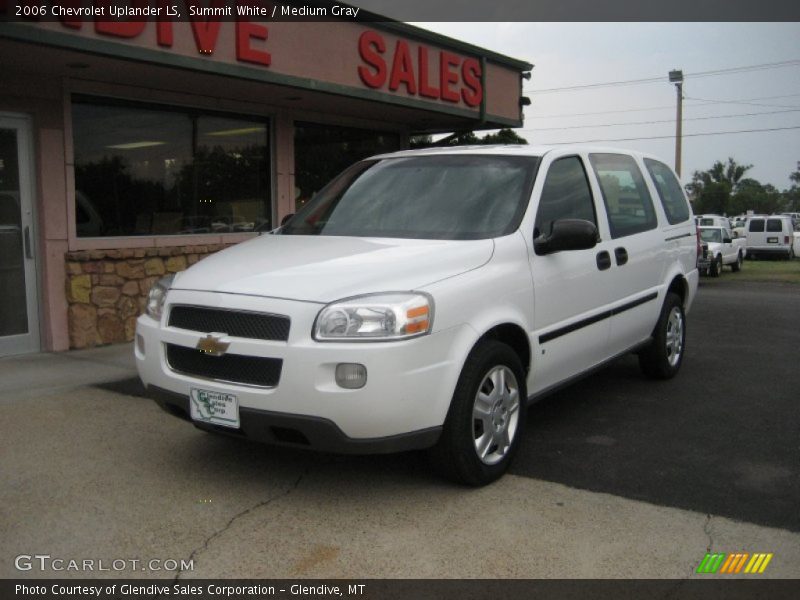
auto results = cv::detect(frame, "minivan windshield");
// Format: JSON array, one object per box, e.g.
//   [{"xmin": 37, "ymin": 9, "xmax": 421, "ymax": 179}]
[{"xmin": 281, "ymin": 154, "xmax": 540, "ymax": 240}]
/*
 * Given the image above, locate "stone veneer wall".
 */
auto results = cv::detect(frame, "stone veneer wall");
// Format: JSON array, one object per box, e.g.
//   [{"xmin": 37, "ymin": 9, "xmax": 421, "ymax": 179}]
[{"xmin": 65, "ymin": 244, "xmax": 237, "ymax": 349}]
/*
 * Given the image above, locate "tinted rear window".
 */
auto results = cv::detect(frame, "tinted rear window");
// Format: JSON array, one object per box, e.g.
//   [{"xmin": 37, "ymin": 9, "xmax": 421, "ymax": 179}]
[
  {"xmin": 749, "ymin": 219, "xmax": 765, "ymax": 232},
  {"xmin": 644, "ymin": 159, "xmax": 690, "ymax": 225},
  {"xmin": 766, "ymin": 219, "xmax": 783, "ymax": 232},
  {"xmin": 699, "ymin": 218, "xmax": 715, "ymax": 226}
]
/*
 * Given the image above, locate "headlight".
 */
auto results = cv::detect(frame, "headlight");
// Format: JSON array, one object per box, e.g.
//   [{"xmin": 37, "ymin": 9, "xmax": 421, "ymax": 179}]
[
  {"xmin": 146, "ymin": 274, "xmax": 175, "ymax": 321},
  {"xmin": 313, "ymin": 292, "xmax": 434, "ymax": 341}
]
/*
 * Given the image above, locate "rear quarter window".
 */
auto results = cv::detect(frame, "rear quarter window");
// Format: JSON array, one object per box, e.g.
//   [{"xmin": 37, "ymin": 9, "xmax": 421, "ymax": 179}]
[
  {"xmin": 749, "ymin": 219, "xmax": 765, "ymax": 233},
  {"xmin": 589, "ymin": 153, "xmax": 658, "ymax": 239},
  {"xmin": 766, "ymin": 219, "xmax": 783, "ymax": 232},
  {"xmin": 643, "ymin": 159, "xmax": 691, "ymax": 224}
]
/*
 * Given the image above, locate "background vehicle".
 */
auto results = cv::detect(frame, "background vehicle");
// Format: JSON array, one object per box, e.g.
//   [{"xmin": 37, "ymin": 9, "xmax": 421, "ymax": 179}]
[
  {"xmin": 746, "ymin": 216, "xmax": 795, "ymax": 259},
  {"xmin": 697, "ymin": 214, "xmax": 732, "ymax": 229},
  {"xmin": 136, "ymin": 146, "xmax": 698, "ymax": 486},
  {"xmin": 698, "ymin": 226, "xmax": 746, "ymax": 276}
]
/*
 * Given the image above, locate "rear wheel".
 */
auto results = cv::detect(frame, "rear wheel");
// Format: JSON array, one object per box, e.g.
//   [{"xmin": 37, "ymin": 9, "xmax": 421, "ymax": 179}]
[
  {"xmin": 639, "ymin": 292, "xmax": 686, "ymax": 380},
  {"xmin": 731, "ymin": 252, "xmax": 743, "ymax": 272},
  {"xmin": 428, "ymin": 340, "xmax": 527, "ymax": 486}
]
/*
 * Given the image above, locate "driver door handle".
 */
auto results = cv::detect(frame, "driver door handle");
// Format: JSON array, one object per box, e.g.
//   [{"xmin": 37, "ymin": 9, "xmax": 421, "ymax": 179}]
[{"xmin": 596, "ymin": 250, "xmax": 611, "ymax": 271}]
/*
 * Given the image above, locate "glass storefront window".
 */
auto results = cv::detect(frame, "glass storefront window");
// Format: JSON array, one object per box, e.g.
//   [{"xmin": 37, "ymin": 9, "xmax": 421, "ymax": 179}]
[
  {"xmin": 72, "ymin": 97, "xmax": 271, "ymax": 237},
  {"xmin": 294, "ymin": 122, "xmax": 400, "ymax": 211}
]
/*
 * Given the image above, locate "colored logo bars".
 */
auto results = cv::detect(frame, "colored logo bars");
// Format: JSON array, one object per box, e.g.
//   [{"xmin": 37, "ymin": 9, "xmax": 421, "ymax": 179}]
[{"xmin": 696, "ymin": 552, "xmax": 773, "ymax": 574}]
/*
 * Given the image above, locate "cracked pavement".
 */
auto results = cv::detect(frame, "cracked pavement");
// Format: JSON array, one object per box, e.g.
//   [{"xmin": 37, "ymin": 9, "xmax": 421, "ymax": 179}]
[
  {"xmin": 1, "ymin": 280, "xmax": 799, "ymax": 578},
  {"xmin": 1, "ymin": 383, "xmax": 798, "ymax": 579}
]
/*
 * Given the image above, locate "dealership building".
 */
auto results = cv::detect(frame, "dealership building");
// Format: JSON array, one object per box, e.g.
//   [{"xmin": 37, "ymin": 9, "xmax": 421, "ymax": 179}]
[{"xmin": 0, "ymin": 9, "xmax": 531, "ymax": 355}]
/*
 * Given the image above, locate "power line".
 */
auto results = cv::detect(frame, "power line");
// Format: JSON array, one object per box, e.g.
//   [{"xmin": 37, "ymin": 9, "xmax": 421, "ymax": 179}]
[
  {"xmin": 519, "ymin": 108, "xmax": 800, "ymax": 132},
  {"xmin": 525, "ymin": 93, "xmax": 800, "ymax": 119},
  {"xmin": 686, "ymin": 95, "xmax": 800, "ymax": 110},
  {"xmin": 532, "ymin": 125, "xmax": 800, "ymax": 145},
  {"xmin": 524, "ymin": 59, "xmax": 800, "ymax": 94}
]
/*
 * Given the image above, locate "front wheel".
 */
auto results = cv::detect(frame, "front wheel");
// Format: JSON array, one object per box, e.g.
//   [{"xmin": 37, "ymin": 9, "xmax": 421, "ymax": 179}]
[
  {"xmin": 731, "ymin": 252, "xmax": 743, "ymax": 272},
  {"xmin": 428, "ymin": 340, "xmax": 527, "ymax": 486},
  {"xmin": 710, "ymin": 255, "xmax": 723, "ymax": 277},
  {"xmin": 639, "ymin": 292, "xmax": 686, "ymax": 380}
]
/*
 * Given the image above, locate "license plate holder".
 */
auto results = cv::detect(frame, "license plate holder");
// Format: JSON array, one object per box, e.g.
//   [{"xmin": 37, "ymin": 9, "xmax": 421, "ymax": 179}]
[
  {"xmin": 190, "ymin": 388, "xmax": 240, "ymax": 428},
  {"xmin": 767, "ymin": 237, "xmax": 778, "ymax": 243}
]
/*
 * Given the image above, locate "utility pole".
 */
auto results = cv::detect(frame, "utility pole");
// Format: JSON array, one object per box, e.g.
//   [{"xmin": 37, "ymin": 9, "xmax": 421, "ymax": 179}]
[{"xmin": 669, "ymin": 69, "xmax": 684, "ymax": 176}]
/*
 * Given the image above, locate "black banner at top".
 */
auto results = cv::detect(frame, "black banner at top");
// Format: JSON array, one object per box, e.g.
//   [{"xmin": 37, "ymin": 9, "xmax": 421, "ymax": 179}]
[{"xmin": 0, "ymin": 0, "xmax": 799, "ymax": 22}]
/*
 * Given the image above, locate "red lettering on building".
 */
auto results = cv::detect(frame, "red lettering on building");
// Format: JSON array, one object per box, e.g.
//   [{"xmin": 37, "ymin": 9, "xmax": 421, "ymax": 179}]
[
  {"xmin": 236, "ymin": 19, "xmax": 271, "ymax": 66},
  {"xmin": 188, "ymin": 0, "xmax": 224, "ymax": 54},
  {"xmin": 417, "ymin": 46, "xmax": 439, "ymax": 99},
  {"xmin": 461, "ymin": 58, "xmax": 483, "ymax": 108},
  {"xmin": 357, "ymin": 30, "xmax": 387, "ymax": 88},
  {"xmin": 388, "ymin": 40, "xmax": 416, "ymax": 95},
  {"xmin": 438, "ymin": 51, "xmax": 461, "ymax": 103},
  {"xmin": 357, "ymin": 30, "xmax": 482, "ymax": 108},
  {"xmin": 156, "ymin": 0, "xmax": 174, "ymax": 47}
]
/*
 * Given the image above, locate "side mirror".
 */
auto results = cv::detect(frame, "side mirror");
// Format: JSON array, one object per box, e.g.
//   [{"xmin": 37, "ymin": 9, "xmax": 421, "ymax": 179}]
[
  {"xmin": 723, "ymin": 236, "xmax": 732, "ymax": 244},
  {"xmin": 534, "ymin": 219, "xmax": 599, "ymax": 256}
]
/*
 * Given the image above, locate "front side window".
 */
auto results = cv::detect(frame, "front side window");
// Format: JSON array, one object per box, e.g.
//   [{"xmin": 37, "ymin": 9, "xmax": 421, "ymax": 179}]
[
  {"xmin": 590, "ymin": 153, "xmax": 658, "ymax": 238},
  {"xmin": 644, "ymin": 158, "xmax": 691, "ymax": 225},
  {"xmin": 281, "ymin": 155, "xmax": 540, "ymax": 240},
  {"xmin": 749, "ymin": 219, "xmax": 765, "ymax": 233},
  {"xmin": 72, "ymin": 97, "xmax": 271, "ymax": 237},
  {"xmin": 534, "ymin": 156, "xmax": 596, "ymax": 239}
]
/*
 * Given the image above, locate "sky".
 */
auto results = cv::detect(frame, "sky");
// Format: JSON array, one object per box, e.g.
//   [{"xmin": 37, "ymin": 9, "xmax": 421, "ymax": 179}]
[{"xmin": 407, "ymin": 23, "xmax": 800, "ymax": 189}]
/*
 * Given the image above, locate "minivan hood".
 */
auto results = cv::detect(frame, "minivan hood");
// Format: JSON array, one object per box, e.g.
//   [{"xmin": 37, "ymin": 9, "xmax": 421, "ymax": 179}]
[{"xmin": 173, "ymin": 235, "xmax": 494, "ymax": 303}]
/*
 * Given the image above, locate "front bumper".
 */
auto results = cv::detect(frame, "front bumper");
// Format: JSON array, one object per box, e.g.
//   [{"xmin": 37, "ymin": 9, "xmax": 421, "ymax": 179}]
[
  {"xmin": 149, "ymin": 386, "xmax": 441, "ymax": 453},
  {"xmin": 135, "ymin": 289, "xmax": 477, "ymax": 447}
]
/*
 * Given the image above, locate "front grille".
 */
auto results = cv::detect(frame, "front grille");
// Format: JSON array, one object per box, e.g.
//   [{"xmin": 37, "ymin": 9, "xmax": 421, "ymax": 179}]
[
  {"xmin": 169, "ymin": 306, "xmax": 290, "ymax": 341},
  {"xmin": 166, "ymin": 344, "xmax": 282, "ymax": 388}
]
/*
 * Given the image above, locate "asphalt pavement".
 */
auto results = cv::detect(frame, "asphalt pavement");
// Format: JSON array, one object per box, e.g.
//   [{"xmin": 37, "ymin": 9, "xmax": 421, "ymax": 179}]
[{"xmin": 1, "ymin": 279, "xmax": 798, "ymax": 579}]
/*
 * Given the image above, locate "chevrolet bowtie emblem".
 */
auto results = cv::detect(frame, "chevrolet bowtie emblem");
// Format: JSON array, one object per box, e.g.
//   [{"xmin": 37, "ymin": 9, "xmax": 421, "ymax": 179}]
[{"xmin": 196, "ymin": 333, "xmax": 230, "ymax": 357}]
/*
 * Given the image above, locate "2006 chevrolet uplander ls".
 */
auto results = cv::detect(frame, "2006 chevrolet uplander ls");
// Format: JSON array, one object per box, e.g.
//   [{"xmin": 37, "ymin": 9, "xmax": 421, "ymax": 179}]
[{"xmin": 136, "ymin": 145, "xmax": 699, "ymax": 485}]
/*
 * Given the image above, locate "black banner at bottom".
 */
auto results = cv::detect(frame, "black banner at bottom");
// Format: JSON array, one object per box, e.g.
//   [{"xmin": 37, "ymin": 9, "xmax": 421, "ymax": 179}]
[{"xmin": 3, "ymin": 579, "xmax": 800, "ymax": 600}]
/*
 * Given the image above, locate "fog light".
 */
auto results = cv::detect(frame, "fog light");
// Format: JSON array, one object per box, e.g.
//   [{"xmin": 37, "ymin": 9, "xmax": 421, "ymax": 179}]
[
  {"xmin": 136, "ymin": 333, "xmax": 145, "ymax": 356},
  {"xmin": 335, "ymin": 363, "xmax": 367, "ymax": 389}
]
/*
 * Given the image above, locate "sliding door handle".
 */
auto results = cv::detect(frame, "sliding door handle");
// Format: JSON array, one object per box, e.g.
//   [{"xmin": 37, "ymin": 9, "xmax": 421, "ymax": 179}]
[
  {"xmin": 24, "ymin": 226, "xmax": 33, "ymax": 259},
  {"xmin": 614, "ymin": 247, "xmax": 628, "ymax": 266}
]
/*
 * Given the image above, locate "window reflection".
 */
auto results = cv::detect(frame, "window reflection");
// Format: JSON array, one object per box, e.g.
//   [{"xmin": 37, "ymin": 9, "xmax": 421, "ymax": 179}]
[{"xmin": 72, "ymin": 98, "xmax": 271, "ymax": 237}]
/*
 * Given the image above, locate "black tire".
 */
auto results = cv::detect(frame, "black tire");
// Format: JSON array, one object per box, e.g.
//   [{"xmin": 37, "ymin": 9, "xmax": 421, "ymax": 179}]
[
  {"xmin": 710, "ymin": 255, "xmax": 723, "ymax": 277},
  {"xmin": 731, "ymin": 252, "xmax": 743, "ymax": 272},
  {"xmin": 428, "ymin": 340, "xmax": 527, "ymax": 486},
  {"xmin": 639, "ymin": 292, "xmax": 686, "ymax": 380}
]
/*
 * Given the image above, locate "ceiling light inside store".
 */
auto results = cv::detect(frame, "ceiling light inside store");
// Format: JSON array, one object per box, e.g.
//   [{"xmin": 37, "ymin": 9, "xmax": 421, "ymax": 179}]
[
  {"xmin": 206, "ymin": 127, "xmax": 266, "ymax": 137},
  {"xmin": 106, "ymin": 141, "xmax": 166, "ymax": 150}
]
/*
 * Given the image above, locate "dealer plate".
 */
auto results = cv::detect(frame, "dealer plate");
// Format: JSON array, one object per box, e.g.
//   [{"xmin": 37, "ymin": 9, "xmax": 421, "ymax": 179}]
[
  {"xmin": 190, "ymin": 388, "xmax": 240, "ymax": 428},
  {"xmin": 767, "ymin": 237, "xmax": 779, "ymax": 243}
]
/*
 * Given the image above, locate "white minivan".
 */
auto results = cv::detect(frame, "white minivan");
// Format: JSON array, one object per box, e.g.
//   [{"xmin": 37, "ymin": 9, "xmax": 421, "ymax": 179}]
[
  {"xmin": 746, "ymin": 215, "xmax": 795, "ymax": 259},
  {"xmin": 136, "ymin": 146, "xmax": 699, "ymax": 485}
]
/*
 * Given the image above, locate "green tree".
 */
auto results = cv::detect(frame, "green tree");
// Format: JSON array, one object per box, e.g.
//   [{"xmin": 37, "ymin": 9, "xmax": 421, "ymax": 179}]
[
  {"xmin": 731, "ymin": 179, "xmax": 785, "ymax": 215},
  {"xmin": 686, "ymin": 157, "xmax": 752, "ymax": 215},
  {"xmin": 410, "ymin": 128, "xmax": 528, "ymax": 149}
]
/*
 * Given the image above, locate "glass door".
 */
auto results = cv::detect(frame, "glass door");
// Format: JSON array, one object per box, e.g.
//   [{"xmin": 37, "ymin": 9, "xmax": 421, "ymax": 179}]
[{"xmin": 0, "ymin": 114, "xmax": 40, "ymax": 356}]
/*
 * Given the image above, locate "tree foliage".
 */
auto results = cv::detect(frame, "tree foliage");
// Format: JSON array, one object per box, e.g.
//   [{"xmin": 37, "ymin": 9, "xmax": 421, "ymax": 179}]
[
  {"xmin": 410, "ymin": 128, "xmax": 528, "ymax": 149},
  {"xmin": 687, "ymin": 159, "xmax": 800, "ymax": 214}
]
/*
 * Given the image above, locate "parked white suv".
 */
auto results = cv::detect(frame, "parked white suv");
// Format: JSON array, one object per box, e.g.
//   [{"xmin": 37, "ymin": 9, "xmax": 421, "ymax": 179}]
[{"xmin": 136, "ymin": 146, "xmax": 699, "ymax": 485}]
